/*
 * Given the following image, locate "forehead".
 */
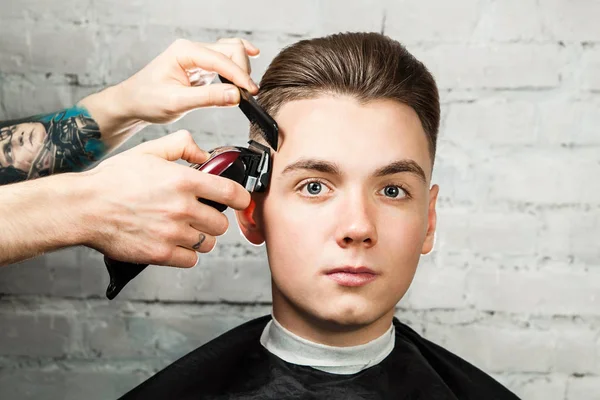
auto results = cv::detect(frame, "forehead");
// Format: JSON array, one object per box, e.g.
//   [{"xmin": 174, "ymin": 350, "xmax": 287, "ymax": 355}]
[{"xmin": 273, "ymin": 95, "xmax": 432, "ymax": 177}]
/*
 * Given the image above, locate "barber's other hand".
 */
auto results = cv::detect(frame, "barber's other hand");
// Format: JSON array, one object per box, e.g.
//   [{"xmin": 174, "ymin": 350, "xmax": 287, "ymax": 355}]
[
  {"xmin": 79, "ymin": 130, "xmax": 252, "ymax": 268},
  {"xmin": 79, "ymin": 38, "xmax": 260, "ymax": 143},
  {"xmin": 119, "ymin": 37, "xmax": 260, "ymax": 124}
]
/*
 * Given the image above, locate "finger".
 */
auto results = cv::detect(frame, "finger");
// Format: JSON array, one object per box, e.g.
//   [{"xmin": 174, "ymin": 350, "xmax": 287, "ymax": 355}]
[
  {"xmin": 173, "ymin": 40, "xmax": 258, "ymax": 93},
  {"xmin": 183, "ymin": 230, "xmax": 217, "ymax": 254},
  {"xmin": 209, "ymin": 41, "xmax": 253, "ymax": 74},
  {"xmin": 229, "ymin": 45, "xmax": 252, "ymax": 75},
  {"xmin": 188, "ymin": 201, "xmax": 230, "ymax": 237},
  {"xmin": 166, "ymin": 246, "xmax": 200, "ymax": 268},
  {"xmin": 172, "ymin": 83, "xmax": 241, "ymax": 110},
  {"xmin": 170, "ymin": 226, "xmax": 217, "ymax": 255},
  {"xmin": 182, "ymin": 169, "xmax": 252, "ymax": 211},
  {"xmin": 217, "ymin": 37, "xmax": 260, "ymax": 57},
  {"xmin": 134, "ymin": 130, "xmax": 211, "ymax": 164},
  {"xmin": 241, "ymin": 39, "xmax": 260, "ymax": 57}
]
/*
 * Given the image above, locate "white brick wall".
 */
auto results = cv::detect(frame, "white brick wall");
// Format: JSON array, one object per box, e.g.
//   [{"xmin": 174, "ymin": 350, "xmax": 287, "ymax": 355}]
[{"xmin": 1, "ymin": 1, "xmax": 599, "ymax": 399}]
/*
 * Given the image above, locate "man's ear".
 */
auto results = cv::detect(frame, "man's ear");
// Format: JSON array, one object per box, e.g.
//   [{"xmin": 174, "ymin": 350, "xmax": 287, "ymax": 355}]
[
  {"xmin": 421, "ymin": 184, "xmax": 439, "ymax": 255},
  {"xmin": 234, "ymin": 197, "xmax": 265, "ymax": 245}
]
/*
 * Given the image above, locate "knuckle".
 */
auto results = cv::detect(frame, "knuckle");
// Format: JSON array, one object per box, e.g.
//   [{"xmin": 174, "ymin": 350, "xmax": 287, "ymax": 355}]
[
  {"xmin": 173, "ymin": 199, "xmax": 195, "ymax": 220},
  {"xmin": 217, "ymin": 37, "xmax": 241, "ymax": 43},
  {"xmin": 176, "ymin": 128, "xmax": 192, "ymax": 138},
  {"xmin": 175, "ymin": 129, "xmax": 193, "ymax": 145},
  {"xmin": 164, "ymin": 93, "xmax": 182, "ymax": 115},
  {"xmin": 161, "ymin": 225, "xmax": 180, "ymax": 242},
  {"xmin": 177, "ymin": 200, "xmax": 194, "ymax": 218},
  {"xmin": 215, "ymin": 51, "xmax": 231, "ymax": 64},
  {"xmin": 153, "ymin": 246, "xmax": 173, "ymax": 265},
  {"xmin": 171, "ymin": 174, "xmax": 189, "ymax": 191},
  {"xmin": 231, "ymin": 40, "xmax": 245, "ymax": 50},
  {"xmin": 172, "ymin": 38, "xmax": 190, "ymax": 50},
  {"xmin": 221, "ymin": 181, "xmax": 238, "ymax": 203}
]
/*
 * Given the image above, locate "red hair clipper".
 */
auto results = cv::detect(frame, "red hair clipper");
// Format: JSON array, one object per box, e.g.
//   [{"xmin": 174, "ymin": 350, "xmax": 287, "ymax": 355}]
[{"xmin": 103, "ymin": 74, "xmax": 278, "ymax": 300}]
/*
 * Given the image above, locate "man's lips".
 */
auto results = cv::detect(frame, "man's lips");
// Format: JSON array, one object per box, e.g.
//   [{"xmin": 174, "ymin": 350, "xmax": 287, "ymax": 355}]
[
  {"xmin": 325, "ymin": 266, "xmax": 378, "ymax": 287},
  {"xmin": 327, "ymin": 266, "xmax": 377, "ymax": 275}
]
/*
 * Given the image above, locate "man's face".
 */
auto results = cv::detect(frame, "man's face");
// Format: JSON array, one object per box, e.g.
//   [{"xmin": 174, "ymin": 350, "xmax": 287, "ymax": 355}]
[
  {"xmin": 240, "ymin": 95, "xmax": 438, "ymax": 332},
  {"xmin": 0, "ymin": 122, "xmax": 47, "ymax": 172}
]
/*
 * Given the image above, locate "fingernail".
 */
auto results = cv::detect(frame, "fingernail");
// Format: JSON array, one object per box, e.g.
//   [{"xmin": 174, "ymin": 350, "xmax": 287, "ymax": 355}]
[{"xmin": 225, "ymin": 88, "xmax": 239, "ymax": 105}]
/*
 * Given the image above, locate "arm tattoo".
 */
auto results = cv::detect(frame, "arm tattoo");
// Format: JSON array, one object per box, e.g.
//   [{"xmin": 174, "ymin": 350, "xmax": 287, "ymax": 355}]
[
  {"xmin": 0, "ymin": 105, "xmax": 105, "ymax": 185},
  {"xmin": 192, "ymin": 234, "xmax": 206, "ymax": 250}
]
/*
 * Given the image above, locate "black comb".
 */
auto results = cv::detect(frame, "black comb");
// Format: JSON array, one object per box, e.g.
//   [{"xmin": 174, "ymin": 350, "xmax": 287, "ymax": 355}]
[{"xmin": 218, "ymin": 75, "xmax": 278, "ymax": 151}]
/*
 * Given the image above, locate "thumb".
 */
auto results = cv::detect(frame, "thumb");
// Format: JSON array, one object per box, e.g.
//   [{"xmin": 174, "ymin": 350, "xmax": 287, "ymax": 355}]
[
  {"xmin": 135, "ymin": 130, "xmax": 211, "ymax": 164},
  {"xmin": 174, "ymin": 83, "xmax": 241, "ymax": 112}
]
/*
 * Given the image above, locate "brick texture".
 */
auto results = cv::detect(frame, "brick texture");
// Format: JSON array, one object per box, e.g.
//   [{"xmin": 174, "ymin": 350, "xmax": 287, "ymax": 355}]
[{"xmin": 1, "ymin": 1, "xmax": 598, "ymax": 399}]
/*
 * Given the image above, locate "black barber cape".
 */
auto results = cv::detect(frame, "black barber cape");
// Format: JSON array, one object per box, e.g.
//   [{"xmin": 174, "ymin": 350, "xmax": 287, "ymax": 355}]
[{"xmin": 119, "ymin": 315, "xmax": 520, "ymax": 400}]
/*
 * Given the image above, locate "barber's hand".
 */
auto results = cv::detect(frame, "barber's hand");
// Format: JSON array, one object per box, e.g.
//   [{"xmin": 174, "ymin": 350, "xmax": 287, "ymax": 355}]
[
  {"xmin": 118, "ymin": 37, "xmax": 260, "ymax": 124},
  {"xmin": 79, "ymin": 38, "xmax": 260, "ymax": 146},
  {"xmin": 80, "ymin": 130, "xmax": 251, "ymax": 268}
]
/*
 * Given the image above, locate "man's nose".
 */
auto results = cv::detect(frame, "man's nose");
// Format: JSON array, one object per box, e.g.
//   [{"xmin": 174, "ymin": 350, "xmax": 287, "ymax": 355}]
[{"xmin": 335, "ymin": 192, "xmax": 378, "ymax": 249}]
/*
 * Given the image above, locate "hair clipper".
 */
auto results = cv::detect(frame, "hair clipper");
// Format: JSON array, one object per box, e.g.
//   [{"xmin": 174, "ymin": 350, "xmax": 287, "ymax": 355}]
[{"xmin": 103, "ymin": 74, "xmax": 278, "ymax": 300}]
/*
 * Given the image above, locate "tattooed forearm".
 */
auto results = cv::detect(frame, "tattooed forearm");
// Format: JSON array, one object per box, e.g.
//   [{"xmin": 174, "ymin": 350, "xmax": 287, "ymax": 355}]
[{"xmin": 0, "ymin": 105, "xmax": 106, "ymax": 185}]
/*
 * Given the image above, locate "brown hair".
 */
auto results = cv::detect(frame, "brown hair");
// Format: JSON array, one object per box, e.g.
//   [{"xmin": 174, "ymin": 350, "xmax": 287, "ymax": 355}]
[{"xmin": 251, "ymin": 32, "xmax": 440, "ymax": 163}]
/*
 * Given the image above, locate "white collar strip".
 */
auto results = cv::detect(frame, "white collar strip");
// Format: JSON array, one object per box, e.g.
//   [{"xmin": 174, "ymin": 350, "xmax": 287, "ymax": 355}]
[{"xmin": 260, "ymin": 316, "xmax": 395, "ymax": 375}]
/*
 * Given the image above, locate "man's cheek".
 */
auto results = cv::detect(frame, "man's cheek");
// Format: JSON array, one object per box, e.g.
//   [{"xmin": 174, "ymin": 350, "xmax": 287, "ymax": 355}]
[
  {"xmin": 388, "ymin": 214, "xmax": 427, "ymax": 241},
  {"xmin": 274, "ymin": 202, "xmax": 317, "ymax": 232}
]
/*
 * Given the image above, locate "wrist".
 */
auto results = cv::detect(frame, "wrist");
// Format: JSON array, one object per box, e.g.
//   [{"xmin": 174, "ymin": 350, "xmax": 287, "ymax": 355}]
[
  {"xmin": 57, "ymin": 171, "xmax": 102, "ymax": 248},
  {"xmin": 104, "ymin": 81, "xmax": 138, "ymax": 129},
  {"xmin": 78, "ymin": 84, "xmax": 149, "ymax": 143}
]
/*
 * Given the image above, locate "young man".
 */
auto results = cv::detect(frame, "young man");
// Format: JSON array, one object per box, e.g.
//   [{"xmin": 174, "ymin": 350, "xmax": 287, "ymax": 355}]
[{"xmin": 120, "ymin": 32, "xmax": 520, "ymax": 399}]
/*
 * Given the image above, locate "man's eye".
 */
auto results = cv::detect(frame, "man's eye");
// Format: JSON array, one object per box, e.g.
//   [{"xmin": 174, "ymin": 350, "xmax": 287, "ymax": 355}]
[
  {"xmin": 379, "ymin": 185, "xmax": 407, "ymax": 199},
  {"xmin": 298, "ymin": 180, "xmax": 329, "ymax": 197},
  {"xmin": 306, "ymin": 182, "xmax": 322, "ymax": 195}
]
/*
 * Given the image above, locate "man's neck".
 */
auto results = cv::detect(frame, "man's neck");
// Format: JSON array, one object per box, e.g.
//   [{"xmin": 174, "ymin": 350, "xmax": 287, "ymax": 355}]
[
  {"xmin": 260, "ymin": 314, "xmax": 395, "ymax": 375},
  {"xmin": 271, "ymin": 288, "xmax": 396, "ymax": 347}
]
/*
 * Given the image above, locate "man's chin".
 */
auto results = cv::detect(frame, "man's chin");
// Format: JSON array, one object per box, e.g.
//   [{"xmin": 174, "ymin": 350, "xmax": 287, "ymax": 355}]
[
  {"xmin": 273, "ymin": 284, "xmax": 392, "ymax": 333},
  {"xmin": 308, "ymin": 299, "xmax": 385, "ymax": 331}
]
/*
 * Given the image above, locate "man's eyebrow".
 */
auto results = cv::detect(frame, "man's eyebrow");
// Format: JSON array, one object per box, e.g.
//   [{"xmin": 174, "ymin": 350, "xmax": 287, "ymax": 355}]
[
  {"xmin": 281, "ymin": 159, "xmax": 342, "ymax": 176},
  {"xmin": 281, "ymin": 158, "xmax": 427, "ymax": 183},
  {"xmin": 373, "ymin": 160, "xmax": 427, "ymax": 183}
]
